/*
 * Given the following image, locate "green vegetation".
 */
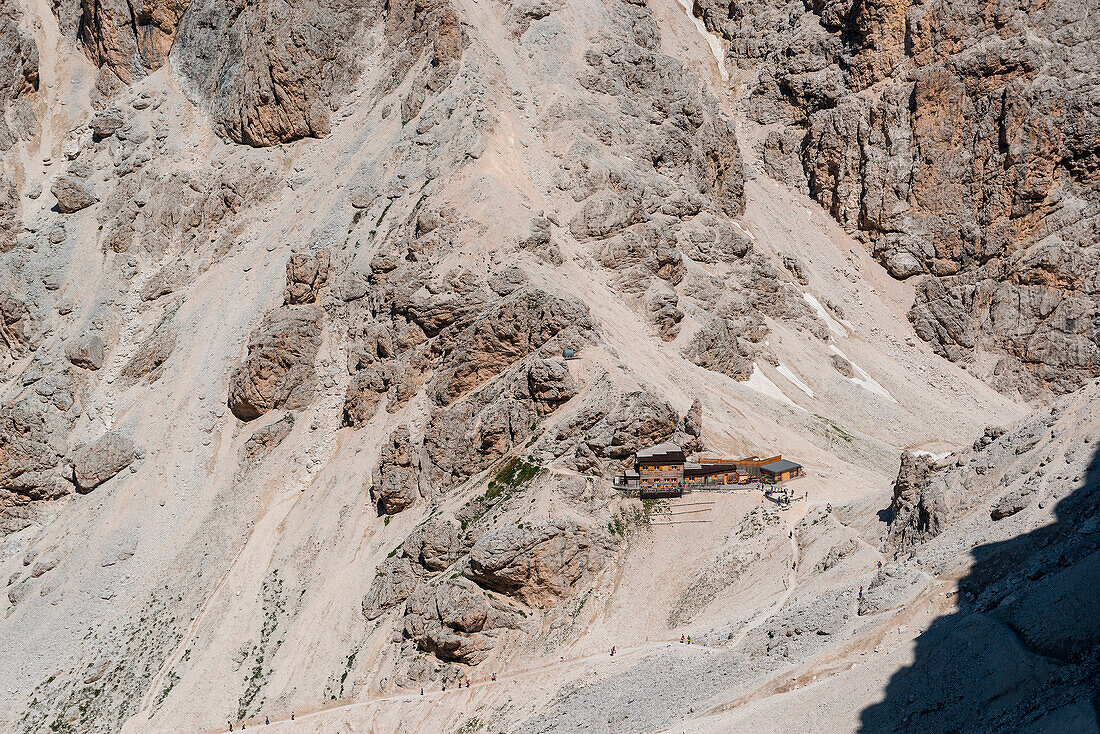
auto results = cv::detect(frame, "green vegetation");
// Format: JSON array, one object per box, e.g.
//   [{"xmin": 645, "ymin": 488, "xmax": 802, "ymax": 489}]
[
  {"xmin": 459, "ymin": 456, "xmax": 544, "ymax": 531},
  {"xmin": 608, "ymin": 499, "xmax": 665, "ymax": 536},
  {"xmin": 813, "ymin": 414, "xmax": 856, "ymax": 445}
]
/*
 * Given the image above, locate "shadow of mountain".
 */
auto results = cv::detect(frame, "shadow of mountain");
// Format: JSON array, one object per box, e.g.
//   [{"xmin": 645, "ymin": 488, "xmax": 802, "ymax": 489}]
[{"xmin": 859, "ymin": 445, "xmax": 1100, "ymax": 733}]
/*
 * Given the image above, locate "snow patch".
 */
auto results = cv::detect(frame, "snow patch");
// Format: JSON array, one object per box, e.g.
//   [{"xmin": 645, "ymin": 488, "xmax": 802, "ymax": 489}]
[
  {"xmin": 743, "ymin": 363, "xmax": 804, "ymax": 410},
  {"xmin": 676, "ymin": 0, "xmax": 729, "ymax": 82},
  {"xmin": 829, "ymin": 345, "xmax": 898, "ymax": 403},
  {"xmin": 776, "ymin": 363, "xmax": 815, "ymax": 398},
  {"xmin": 803, "ymin": 293, "xmax": 848, "ymax": 336}
]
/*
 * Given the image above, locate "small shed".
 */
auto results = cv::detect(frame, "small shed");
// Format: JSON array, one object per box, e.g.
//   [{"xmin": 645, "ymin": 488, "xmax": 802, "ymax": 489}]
[{"xmin": 760, "ymin": 459, "xmax": 803, "ymax": 482}]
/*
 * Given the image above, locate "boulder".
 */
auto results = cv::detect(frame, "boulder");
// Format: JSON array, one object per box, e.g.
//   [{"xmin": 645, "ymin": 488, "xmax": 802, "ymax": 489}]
[
  {"xmin": 72, "ymin": 432, "xmax": 136, "ymax": 493},
  {"xmin": 240, "ymin": 414, "xmax": 295, "ymax": 466},
  {"xmin": 65, "ymin": 333, "xmax": 105, "ymax": 371},
  {"xmin": 51, "ymin": 176, "xmax": 97, "ymax": 213},
  {"xmin": 227, "ymin": 306, "xmax": 323, "ymax": 421},
  {"xmin": 89, "ymin": 108, "xmax": 124, "ymax": 139}
]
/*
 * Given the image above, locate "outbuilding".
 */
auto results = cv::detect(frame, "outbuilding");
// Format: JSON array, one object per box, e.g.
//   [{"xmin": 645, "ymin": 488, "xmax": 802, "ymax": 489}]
[{"xmin": 760, "ymin": 459, "xmax": 803, "ymax": 483}]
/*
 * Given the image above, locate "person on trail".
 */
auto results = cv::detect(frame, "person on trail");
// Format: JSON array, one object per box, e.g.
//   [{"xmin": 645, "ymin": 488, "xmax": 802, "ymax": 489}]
[
  {"xmin": 492, "ymin": 673, "xmax": 497, "ymax": 681},
  {"xmin": 229, "ymin": 724, "xmax": 233, "ymax": 732},
  {"xmin": 680, "ymin": 634, "xmax": 685, "ymax": 643},
  {"xmin": 858, "ymin": 586, "xmax": 863, "ymax": 600},
  {"xmin": 466, "ymin": 679, "xmax": 471, "ymax": 688},
  {"xmin": 291, "ymin": 712, "xmax": 295, "ymax": 721},
  {"xmin": 265, "ymin": 717, "xmax": 269, "ymax": 725},
  {"xmin": 610, "ymin": 646, "xmax": 615, "ymax": 656},
  {"xmin": 443, "ymin": 683, "xmax": 447, "ymax": 692},
  {"xmin": 686, "ymin": 635, "xmax": 691, "ymax": 645},
  {"xmin": 877, "ymin": 561, "xmax": 882, "ymax": 570},
  {"xmin": 421, "ymin": 688, "xmax": 424, "ymax": 696}
]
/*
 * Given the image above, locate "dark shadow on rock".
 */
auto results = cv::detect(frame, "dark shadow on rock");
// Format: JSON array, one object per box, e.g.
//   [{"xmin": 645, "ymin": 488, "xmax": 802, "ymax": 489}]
[
  {"xmin": 877, "ymin": 506, "xmax": 894, "ymax": 524},
  {"xmin": 859, "ymin": 446, "xmax": 1100, "ymax": 733}
]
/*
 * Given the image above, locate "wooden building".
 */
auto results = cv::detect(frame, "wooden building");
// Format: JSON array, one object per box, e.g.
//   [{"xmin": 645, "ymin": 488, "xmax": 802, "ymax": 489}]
[
  {"xmin": 760, "ymin": 459, "xmax": 804, "ymax": 483},
  {"xmin": 618, "ymin": 442, "xmax": 803, "ymax": 497}
]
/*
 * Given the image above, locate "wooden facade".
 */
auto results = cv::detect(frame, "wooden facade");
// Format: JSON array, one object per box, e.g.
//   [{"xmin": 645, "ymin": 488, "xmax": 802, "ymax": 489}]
[{"xmin": 620, "ymin": 443, "xmax": 802, "ymax": 497}]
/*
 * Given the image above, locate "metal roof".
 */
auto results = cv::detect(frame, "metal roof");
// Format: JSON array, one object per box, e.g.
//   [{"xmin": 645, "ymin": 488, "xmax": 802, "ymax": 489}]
[
  {"xmin": 760, "ymin": 459, "xmax": 802, "ymax": 474},
  {"xmin": 635, "ymin": 442, "xmax": 683, "ymax": 459}
]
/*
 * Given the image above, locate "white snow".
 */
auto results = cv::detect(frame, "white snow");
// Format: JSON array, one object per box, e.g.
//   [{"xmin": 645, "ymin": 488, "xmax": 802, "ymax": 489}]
[
  {"xmin": 803, "ymin": 293, "xmax": 848, "ymax": 336},
  {"xmin": 776, "ymin": 363, "xmax": 815, "ymax": 398},
  {"xmin": 829, "ymin": 345, "xmax": 898, "ymax": 403},
  {"xmin": 742, "ymin": 363, "xmax": 804, "ymax": 410},
  {"xmin": 676, "ymin": 0, "xmax": 729, "ymax": 82}
]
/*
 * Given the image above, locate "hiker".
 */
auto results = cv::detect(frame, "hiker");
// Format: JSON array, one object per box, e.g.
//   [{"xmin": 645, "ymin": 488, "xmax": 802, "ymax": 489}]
[
  {"xmin": 492, "ymin": 673, "xmax": 497, "ymax": 681},
  {"xmin": 229, "ymin": 724, "xmax": 233, "ymax": 732},
  {"xmin": 826, "ymin": 503, "xmax": 832, "ymax": 513},
  {"xmin": 877, "ymin": 561, "xmax": 882, "ymax": 570},
  {"xmin": 291, "ymin": 712, "xmax": 295, "ymax": 721},
  {"xmin": 466, "ymin": 679, "xmax": 471, "ymax": 688},
  {"xmin": 610, "ymin": 646, "xmax": 615, "ymax": 656},
  {"xmin": 680, "ymin": 634, "xmax": 685, "ymax": 643},
  {"xmin": 265, "ymin": 717, "xmax": 269, "ymax": 725},
  {"xmin": 686, "ymin": 635, "xmax": 691, "ymax": 645},
  {"xmin": 421, "ymin": 688, "xmax": 424, "ymax": 696},
  {"xmin": 443, "ymin": 683, "xmax": 447, "ymax": 692},
  {"xmin": 858, "ymin": 585, "xmax": 863, "ymax": 600}
]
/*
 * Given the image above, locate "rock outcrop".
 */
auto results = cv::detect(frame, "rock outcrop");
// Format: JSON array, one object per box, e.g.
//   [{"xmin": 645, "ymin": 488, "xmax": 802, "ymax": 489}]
[
  {"xmin": 465, "ymin": 521, "xmax": 614, "ymax": 606},
  {"xmin": 698, "ymin": 0, "xmax": 1100, "ymax": 395},
  {"xmin": 227, "ymin": 306, "xmax": 323, "ymax": 421},
  {"xmin": 402, "ymin": 576, "xmax": 521, "ymax": 664},
  {"xmin": 371, "ymin": 426, "xmax": 422, "ymax": 515},
  {"xmin": 283, "ymin": 251, "xmax": 330, "ymax": 305},
  {"xmin": 884, "ymin": 451, "xmax": 943, "ymax": 554}
]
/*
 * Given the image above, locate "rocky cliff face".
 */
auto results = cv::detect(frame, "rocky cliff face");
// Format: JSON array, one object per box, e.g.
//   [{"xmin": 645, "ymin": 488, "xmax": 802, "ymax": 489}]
[
  {"xmin": 696, "ymin": 0, "xmax": 1100, "ymax": 396},
  {"xmin": 0, "ymin": 0, "xmax": 1093, "ymax": 727}
]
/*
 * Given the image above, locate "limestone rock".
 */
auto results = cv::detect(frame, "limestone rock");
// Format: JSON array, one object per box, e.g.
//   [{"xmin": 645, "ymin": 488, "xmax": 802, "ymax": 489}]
[
  {"xmin": 227, "ymin": 306, "xmax": 323, "ymax": 421},
  {"xmin": 51, "ymin": 176, "xmax": 97, "ymax": 213},
  {"xmin": 885, "ymin": 451, "xmax": 943, "ymax": 553},
  {"xmin": 402, "ymin": 520, "xmax": 464, "ymax": 572},
  {"xmin": 372, "ymin": 426, "xmax": 421, "ymax": 515},
  {"xmin": 526, "ymin": 359, "xmax": 576, "ymax": 414},
  {"xmin": 65, "ymin": 334, "xmax": 105, "ymax": 371},
  {"xmin": 52, "ymin": 0, "xmax": 188, "ymax": 85},
  {"xmin": 464, "ymin": 520, "xmax": 614, "ymax": 606},
  {"xmin": 991, "ymin": 485, "xmax": 1034, "ymax": 521},
  {"xmin": 240, "ymin": 414, "xmax": 295, "ymax": 466},
  {"xmin": 72, "ymin": 432, "xmax": 136, "ymax": 493},
  {"xmin": 284, "ymin": 251, "xmax": 330, "ymax": 305},
  {"xmin": 682, "ymin": 318, "xmax": 758, "ymax": 381},
  {"xmin": 402, "ymin": 576, "xmax": 521, "ymax": 664},
  {"xmin": 431, "ymin": 288, "xmax": 594, "ymax": 405},
  {"xmin": 363, "ymin": 556, "xmax": 422, "ymax": 620},
  {"xmin": 89, "ymin": 108, "xmax": 124, "ymax": 139},
  {"xmin": 120, "ymin": 326, "xmax": 176, "ymax": 383},
  {"xmin": 644, "ymin": 280, "xmax": 683, "ymax": 342}
]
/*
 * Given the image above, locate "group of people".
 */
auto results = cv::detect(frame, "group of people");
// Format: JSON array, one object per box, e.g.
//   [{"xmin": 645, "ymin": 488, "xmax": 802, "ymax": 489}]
[
  {"xmin": 229, "ymin": 712, "xmax": 293, "ymax": 730},
  {"xmin": 679, "ymin": 634, "xmax": 692, "ymax": 644}
]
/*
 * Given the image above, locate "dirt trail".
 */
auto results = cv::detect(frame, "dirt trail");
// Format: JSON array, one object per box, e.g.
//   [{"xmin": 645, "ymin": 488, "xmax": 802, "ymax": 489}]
[
  {"xmin": 204, "ymin": 636, "xmax": 722, "ymax": 732},
  {"xmin": 728, "ymin": 506, "xmax": 804, "ymax": 649}
]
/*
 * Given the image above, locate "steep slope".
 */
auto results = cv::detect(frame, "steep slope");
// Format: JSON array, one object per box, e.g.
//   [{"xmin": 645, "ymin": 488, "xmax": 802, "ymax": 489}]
[
  {"xmin": 693, "ymin": 0, "xmax": 1100, "ymax": 397},
  {"xmin": 0, "ymin": 0, "xmax": 1093, "ymax": 730}
]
